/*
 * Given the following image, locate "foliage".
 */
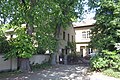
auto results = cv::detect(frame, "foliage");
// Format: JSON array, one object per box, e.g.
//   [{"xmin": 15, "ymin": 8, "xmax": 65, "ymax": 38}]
[
  {"xmin": 36, "ymin": 46, "xmax": 46, "ymax": 54},
  {"xmin": 90, "ymin": 50, "xmax": 120, "ymax": 71},
  {"xmin": 67, "ymin": 42, "xmax": 76, "ymax": 49},
  {"xmin": 88, "ymin": 0, "xmax": 120, "ymax": 51},
  {"xmin": 4, "ymin": 27, "xmax": 36, "ymax": 59},
  {"xmin": 31, "ymin": 62, "xmax": 51, "ymax": 71},
  {"xmin": 0, "ymin": 0, "xmax": 84, "ymax": 59},
  {"xmin": 0, "ymin": 29, "xmax": 10, "ymax": 54},
  {"xmin": 67, "ymin": 53, "xmax": 79, "ymax": 64},
  {"xmin": 67, "ymin": 42, "xmax": 76, "ymax": 54},
  {"xmin": 90, "ymin": 53, "xmax": 109, "ymax": 71}
]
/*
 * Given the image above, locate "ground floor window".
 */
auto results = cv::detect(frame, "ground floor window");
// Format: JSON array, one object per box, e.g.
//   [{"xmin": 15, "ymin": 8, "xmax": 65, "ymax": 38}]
[{"xmin": 88, "ymin": 48, "xmax": 93, "ymax": 54}]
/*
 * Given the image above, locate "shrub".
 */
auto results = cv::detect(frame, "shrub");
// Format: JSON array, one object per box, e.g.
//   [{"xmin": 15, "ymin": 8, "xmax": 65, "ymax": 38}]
[
  {"xmin": 0, "ymin": 36, "xmax": 10, "ymax": 54},
  {"xmin": 31, "ymin": 62, "xmax": 51, "ymax": 71},
  {"xmin": 90, "ymin": 53, "xmax": 109, "ymax": 71},
  {"xmin": 36, "ymin": 46, "xmax": 45, "ymax": 54},
  {"xmin": 67, "ymin": 53, "xmax": 79, "ymax": 64},
  {"xmin": 90, "ymin": 50, "xmax": 120, "ymax": 71},
  {"xmin": 0, "ymin": 29, "xmax": 10, "ymax": 54}
]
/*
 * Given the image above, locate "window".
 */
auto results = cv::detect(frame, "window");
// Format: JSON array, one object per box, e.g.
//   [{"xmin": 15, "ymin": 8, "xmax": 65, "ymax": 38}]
[
  {"xmin": 82, "ymin": 31, "xmax": 90, "ymax": 39},
  {"xmin": 72, "ymin": 35, "xmax": 74, "ymax": 42},
  {"xmin": 87, "ymin": 31, "xmax": 90, "ymax": 38},
  {"xmin": 82, "ymin": 31, "xmax": 86, "ymax": 38},
  {"xmin": 88, "ymin": 48, "xmax": 93, "ymax": 54},
  {"xmin": 63, "ymin": 31, "xmax": 65, "ymax": 40},
  {"xmin": 68, "ymin": 34, "xmax": 70, "ymax": 42}
]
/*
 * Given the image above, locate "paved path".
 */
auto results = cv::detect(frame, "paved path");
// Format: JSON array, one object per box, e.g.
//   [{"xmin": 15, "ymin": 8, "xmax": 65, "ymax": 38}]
[
  {"xmin": 1, "ymin": 65, "xmax": 89, "ymax": 80},
  {"xmin": 89, "ymin": 72, "xmax": 120, "ymax": 80},
  {"xmin": 1, "ymin": 64, "xmax": 120, "ymax": 80}
]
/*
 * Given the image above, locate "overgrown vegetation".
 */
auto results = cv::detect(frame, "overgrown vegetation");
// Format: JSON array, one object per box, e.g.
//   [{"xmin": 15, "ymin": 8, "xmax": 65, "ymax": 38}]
[
  {"xmin": 88, "ymin": 0, "xmax": 120, "ymax": 51},
  {"xmin": 31, "ymin": 62, "xmax": 51, "ymax": 71},
  {"xmin": 67, "ymin": 53, "xmax": 79, "ymax": 64},
  {"xmin": 90, "ymin": 50, "xmax": 120, "ymax": 71},
  {"xmin": 0, "ymin": 0, "xmax": 85, "ymax": 72},
  {"xmin": 0, "ymin": 33, "xmax": 10, "ymax": 54},
  {"xmin": 4, "ymin": 27, "xmax": 36, "ymax": 59},
  {"xmin": 88, "ymin": 0, "xmax": 120, "ymax": 78},
  {"xmin": 0, "ymin": 0, "xmax": 84, "ymax": 71}
]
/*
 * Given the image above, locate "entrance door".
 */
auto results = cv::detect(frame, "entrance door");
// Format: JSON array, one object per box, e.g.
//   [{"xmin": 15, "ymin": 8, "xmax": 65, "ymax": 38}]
[
  {"xmin": 80, "ymin": 49, "xmax": 83, "ymax": 57},
  {"xmin": 59, "ymin": 49, "xmax": 64, "ymax": 64}
]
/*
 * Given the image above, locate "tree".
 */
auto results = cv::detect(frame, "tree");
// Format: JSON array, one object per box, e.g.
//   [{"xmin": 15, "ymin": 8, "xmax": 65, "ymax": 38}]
[
  {"xmin": 88, "ymin": 0, "xmax": 120, "ymax": 51},
  {"xmin": 4, "ymin": 27, "xmax": 36, "ymax": 72},
  {"xmin": 0, "ymin": 0, "xmax": 84, "ymax": 71}
]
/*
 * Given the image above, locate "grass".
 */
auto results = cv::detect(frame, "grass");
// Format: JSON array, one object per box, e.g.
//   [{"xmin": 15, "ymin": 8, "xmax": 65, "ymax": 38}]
[{"xmin": 102, "ymin": 68, "xmax": 120, "ymax": 79}]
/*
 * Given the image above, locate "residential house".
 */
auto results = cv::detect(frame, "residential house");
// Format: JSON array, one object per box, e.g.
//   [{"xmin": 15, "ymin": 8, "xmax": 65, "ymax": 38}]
[
  {"xmin": 73, "ymin": 19, "xmax": 96, "ymax": 57},
  {"xmin": 56, "ymin": 25, "xmax": 75, "ymax": 64}
]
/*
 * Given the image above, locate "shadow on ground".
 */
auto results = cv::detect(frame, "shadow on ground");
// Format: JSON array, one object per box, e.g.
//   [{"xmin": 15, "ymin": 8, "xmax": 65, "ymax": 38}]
[{"xmin": 1, "ymin": 64, "xmax": 90, "ymax": 80}]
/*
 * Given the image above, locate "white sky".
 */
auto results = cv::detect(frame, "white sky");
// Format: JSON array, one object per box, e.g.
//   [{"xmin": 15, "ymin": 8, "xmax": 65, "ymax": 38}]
[
  {"xmin": 73, "ymin": 0, "xmax": 96, "ymax": 26},
  {"xmin": 82, "ymin": 0, "xmax": 96, "ymax": 19}
]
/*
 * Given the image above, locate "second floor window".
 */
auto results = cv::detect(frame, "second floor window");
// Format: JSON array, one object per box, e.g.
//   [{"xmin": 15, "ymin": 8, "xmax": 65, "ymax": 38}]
[
  {"xmin": 82, "ymin": 31, "xmax": 90, "ymax": 39},
  {"xmin": 68, "ymin": 34, "xmax": 70, "ymax": 42},
  {"xmin": 63, "ymin": 31, "xmax": 65, "ymax": 40},
  {"xmin": 82, "ymin": 31, "xmax": 86, "ymax": 38},
  {"xmin": 72, "ymin": 35, "xmax": 74, "ymax": 42},
  {"xmin": 87, "ymin": 31, "xmax": 90, "ymax": 38}
]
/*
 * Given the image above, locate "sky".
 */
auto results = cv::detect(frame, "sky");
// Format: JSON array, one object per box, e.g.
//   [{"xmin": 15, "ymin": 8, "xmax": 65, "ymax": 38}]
[
  {"xmin": 73, "ymin": 0, "xmax": 96, "ymax": 26},
  {"xmin": 81, "ymin": 0, "xmax": 96, "ymax": 20}
]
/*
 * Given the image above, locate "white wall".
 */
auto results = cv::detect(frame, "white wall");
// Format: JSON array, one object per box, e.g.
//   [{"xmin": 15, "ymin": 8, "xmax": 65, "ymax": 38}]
[
  {"xmin": 0, "ymin": 54, "xmax": 50, "ymax": 71},
  {"xmin": 75, "ymin": 27, "xmax": 91, "ymax": 43},
  {"xmin": 0, "ymin": 55, "xmax": 17, "ymax": 71}
]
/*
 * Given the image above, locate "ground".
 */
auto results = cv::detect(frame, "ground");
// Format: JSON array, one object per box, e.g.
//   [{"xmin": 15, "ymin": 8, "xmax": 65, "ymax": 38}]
[
  {"xmin": 90, "ymin": 72, "xmax": 120, "ymax": 80},
  {"xmin": 1, "ymin": 64, "xmax": 89, "ymax": 80},
  {"xmin": 0, "ymin": 64, "xmax": 120, "ymax": 80}
]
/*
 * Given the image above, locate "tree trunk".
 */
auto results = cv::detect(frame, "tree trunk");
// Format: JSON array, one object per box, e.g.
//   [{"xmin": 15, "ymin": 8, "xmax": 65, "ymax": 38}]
[
  {"xmin": 19, "ymin": 58, "xmax": 31, "ymax": 72},
  {"xmin": 51, "ymin": 53, "xmax": 57, "ymax": 65},
  {"xmin": 17, "ymin": 0, "xmax": 35, "ymax": 72},
  {"xmin": 51, "ymin": 23, "xmax": 61, "ymax": 65},
  {"xmin": 64, "ymin": 54, "xmax": 68, "ymax": 65}
]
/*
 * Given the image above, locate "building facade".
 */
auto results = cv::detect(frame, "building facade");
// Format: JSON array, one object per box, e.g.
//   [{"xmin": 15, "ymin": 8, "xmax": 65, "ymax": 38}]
[
  {"xmin": 73, "ymin": 19, "xmax": 96, "ymax": 57},
  {"xmin": 57, "ymin": 25, "xmax": 75, "ymax": 64}
]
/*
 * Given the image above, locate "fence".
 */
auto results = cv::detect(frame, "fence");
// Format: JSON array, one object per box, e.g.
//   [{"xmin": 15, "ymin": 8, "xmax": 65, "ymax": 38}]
[{"xmin": 0, "ymin": 54, "xmax": 50, "ymax": 72}]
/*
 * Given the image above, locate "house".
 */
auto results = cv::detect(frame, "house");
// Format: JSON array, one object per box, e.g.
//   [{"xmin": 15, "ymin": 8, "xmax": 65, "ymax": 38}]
[
  {"xmin": 56, "ymin": 24, "xmax": 75, "ymax": 64},
  {"xmin": 0, "ymin": 24, "xmax": 75, "ymax": 71},
  {"xmin": 73, "ymin": 19, "xmax": 96, "ymax": 57}
]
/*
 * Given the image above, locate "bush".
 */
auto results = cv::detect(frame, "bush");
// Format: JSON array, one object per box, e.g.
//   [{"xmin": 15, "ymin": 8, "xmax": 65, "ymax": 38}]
[
  {"xmin": 36, "ymin": 46, "xmax": 45, "ymax": 54},
  {"xmin": 67, "ymin": 53, "xmax": 79, "ymax": 64},
  {"xmin": 31, "ymin": 62, "xmax": 51, "ymax": 71},
  {"xmin": 90, "ymin": 53, "xmax": 109, "ymax": 71},
  {"xmin": 0, "ymin": 36, "xmax": 10, "ymax": 54},
  {"xmin": 90, "ymin": 50, "xmax": 120, "ymax": 71},
  {"xmin": 0, "ymin": 30, "xmax": 10, "ymax": 54}
]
